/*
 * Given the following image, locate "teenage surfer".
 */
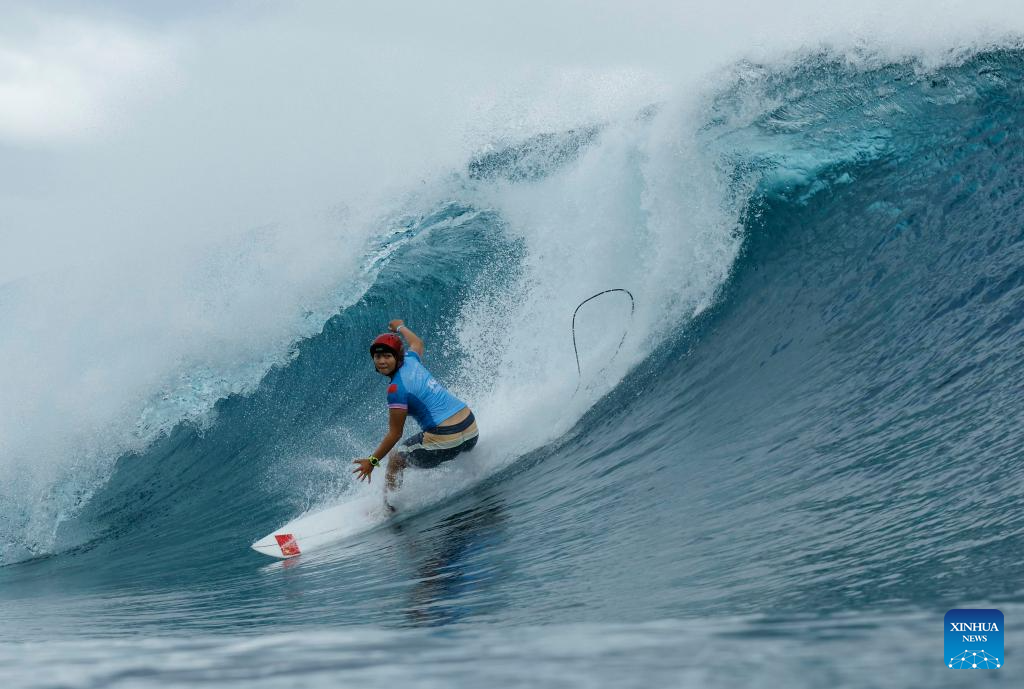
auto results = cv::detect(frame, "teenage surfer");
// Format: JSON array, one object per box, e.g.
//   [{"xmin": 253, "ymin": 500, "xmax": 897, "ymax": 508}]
[{"xmin": 352, "ymin": 319, "xmax": 479, "ymax": 509}]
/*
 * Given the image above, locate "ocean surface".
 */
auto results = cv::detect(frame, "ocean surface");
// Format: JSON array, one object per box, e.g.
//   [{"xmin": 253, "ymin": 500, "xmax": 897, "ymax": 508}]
[{"xmin": 3, "ymin": 46, "xmax": 1024, "ymax": 688}]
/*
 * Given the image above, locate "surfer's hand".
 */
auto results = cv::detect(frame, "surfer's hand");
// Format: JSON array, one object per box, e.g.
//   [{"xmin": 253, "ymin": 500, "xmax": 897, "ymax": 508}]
[
  {"xmin": 352, "ymin": 458, "xmax": 374, "ymax": 482},
  {"xmin": 388, "ymin": 319, "xmax": 404, "ymax": 332}
]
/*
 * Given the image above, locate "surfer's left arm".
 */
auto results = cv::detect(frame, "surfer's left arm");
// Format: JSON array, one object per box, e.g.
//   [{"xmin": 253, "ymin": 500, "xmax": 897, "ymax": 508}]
[
  {"xmin": 389, "ymin": 319, "xmax": 424, "ymax": 356},
  {"xmin": 353, "ymin": 407, "xmax": 407, "ymax": 482}
]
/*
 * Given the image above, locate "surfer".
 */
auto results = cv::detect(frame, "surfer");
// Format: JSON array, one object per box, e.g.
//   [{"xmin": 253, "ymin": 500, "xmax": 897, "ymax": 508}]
[{"xmin": 352, "ymin": 319, "xmax": 479, "ymax": 509}]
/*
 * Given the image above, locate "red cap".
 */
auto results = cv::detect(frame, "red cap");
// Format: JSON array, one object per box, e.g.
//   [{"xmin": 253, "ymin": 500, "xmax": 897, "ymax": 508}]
[{"xmin": 369, "ymin": 333, "xmax": 404, "ymax": 360}]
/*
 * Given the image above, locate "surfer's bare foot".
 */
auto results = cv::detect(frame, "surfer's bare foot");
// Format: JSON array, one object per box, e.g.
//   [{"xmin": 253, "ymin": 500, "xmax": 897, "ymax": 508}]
[{"xmin": 384, "ymin": 500, "xmax": 397, "ymax": 514}]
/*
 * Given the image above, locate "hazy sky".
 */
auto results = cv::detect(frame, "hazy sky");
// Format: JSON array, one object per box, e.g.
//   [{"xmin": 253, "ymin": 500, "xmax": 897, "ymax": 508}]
[{"xmin": 1, "ymin": 0, "xmax": 1022, "ymax": 282}]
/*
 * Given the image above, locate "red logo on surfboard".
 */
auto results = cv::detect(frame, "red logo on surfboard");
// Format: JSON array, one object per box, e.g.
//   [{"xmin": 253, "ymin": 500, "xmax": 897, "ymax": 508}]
[{"xmin": 275, "ymin": 533, "xmax": 301, "ymax": 557}]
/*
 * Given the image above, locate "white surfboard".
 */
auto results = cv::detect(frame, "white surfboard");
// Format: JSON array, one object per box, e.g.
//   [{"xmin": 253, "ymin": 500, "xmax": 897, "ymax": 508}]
[{"xmin": 251, "ymin": 496, "xmax": 390, "ymax": 559}]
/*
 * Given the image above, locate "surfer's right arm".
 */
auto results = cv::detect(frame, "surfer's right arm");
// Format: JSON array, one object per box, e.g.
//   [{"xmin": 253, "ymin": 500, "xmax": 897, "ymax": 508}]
[
  {"xmin": 352, "ymin": 407, "xmax": 407, "ymax": 482},
  {"xmin": 389, "ymin": 319, "xmax": 424, "ymax": 356}
]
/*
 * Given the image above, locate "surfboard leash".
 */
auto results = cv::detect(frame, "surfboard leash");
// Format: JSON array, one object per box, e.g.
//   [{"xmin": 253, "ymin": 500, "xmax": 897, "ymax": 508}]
[{"xmin": 571, "ymin": 288, "xmax": 635, "ymax": 381}]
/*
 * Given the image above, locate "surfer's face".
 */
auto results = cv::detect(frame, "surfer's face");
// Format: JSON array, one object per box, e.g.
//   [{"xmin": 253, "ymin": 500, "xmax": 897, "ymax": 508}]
[{"xmin": 373, "ymin": 351, "xmax": 397, "ymax": 376}]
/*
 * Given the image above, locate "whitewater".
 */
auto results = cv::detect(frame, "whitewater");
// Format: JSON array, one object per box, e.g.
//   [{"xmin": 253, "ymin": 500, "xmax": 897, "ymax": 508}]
[{"xmin": 2, "ymin": 2, "xmax": 1024, "ymax": 687}]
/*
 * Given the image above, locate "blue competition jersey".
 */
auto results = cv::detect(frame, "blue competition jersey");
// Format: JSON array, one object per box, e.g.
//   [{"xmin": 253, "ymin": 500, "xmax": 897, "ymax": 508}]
[{"xmin": 386, "ymin": 351, "xmax": 467, "ymax": 430}]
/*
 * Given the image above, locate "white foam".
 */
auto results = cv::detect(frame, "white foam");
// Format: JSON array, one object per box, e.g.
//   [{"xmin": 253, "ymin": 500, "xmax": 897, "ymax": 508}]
[{"xmin": 446, "ymin": 100, "xmax": 744, "ymax": 472}]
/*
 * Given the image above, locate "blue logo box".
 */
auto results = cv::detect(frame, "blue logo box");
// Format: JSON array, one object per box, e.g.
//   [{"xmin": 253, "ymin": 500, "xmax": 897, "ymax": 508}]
[{"xmin": 945, "ymin": 609, "xmax": 1003, "ymax": 669}]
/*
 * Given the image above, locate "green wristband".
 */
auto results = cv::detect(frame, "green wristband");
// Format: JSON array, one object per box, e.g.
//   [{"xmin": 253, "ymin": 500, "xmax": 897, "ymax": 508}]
[{"xmin": 368, "ymin": 455, "xmax": 380, "ymax": 467}]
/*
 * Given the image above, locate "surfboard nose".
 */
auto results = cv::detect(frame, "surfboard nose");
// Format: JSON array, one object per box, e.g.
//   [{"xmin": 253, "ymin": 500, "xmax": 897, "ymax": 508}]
[{"xmin": 251, "ymin": 532, "xmax": 301, "ymax": 559}]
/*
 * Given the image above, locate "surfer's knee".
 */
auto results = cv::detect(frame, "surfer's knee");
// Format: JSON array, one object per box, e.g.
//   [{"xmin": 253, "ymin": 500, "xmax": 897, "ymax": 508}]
[{"xmin": 388, "ymin": 451, "xmax": 406, "ymax": 472}]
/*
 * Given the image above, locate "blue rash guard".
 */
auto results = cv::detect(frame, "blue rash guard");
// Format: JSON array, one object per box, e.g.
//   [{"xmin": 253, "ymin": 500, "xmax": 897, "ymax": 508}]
[{"xmin": 386, "ymin": 351, "xmax": 466, "ymax": 430}]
